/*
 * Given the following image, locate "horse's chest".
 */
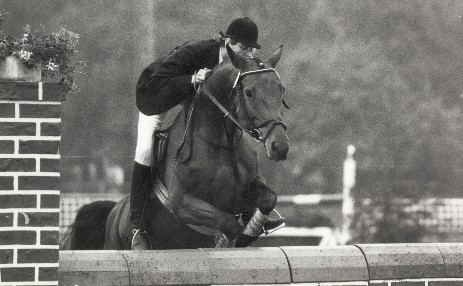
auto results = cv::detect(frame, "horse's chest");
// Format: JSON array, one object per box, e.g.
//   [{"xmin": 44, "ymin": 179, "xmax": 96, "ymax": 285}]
[
  {"xmin": 209, "ymin": 164, "xmax": 241, "ymax": 190},
  {"xmin": 179, "ymin": 159, "xmax": 249, "ymax": 206},
  {"xmin": 184, "ymin": 161, "xmax": 245, "ymax": 188}
]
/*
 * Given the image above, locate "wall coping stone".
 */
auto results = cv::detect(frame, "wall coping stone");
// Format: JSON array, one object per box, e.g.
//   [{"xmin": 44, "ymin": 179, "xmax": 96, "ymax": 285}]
[
  {"xmin": 436, "ymin": 243, "xmax": 463, "ymax": 278},
  {"xmin": 0, "ymin": 82, "xmax": 67, "ymax": 101},
  {"xmin": 203, "ymin": 247, "xmax": 290, "ymax": 284},
  {"xmin": 59, "ymin": 250, "xmax": 130, "ymax": 285},
  {"xmin": 280, "ymin": 245, "xmax": 369, "ymax": 282},
  {"xmin": 357, "ymin": 243, "xmax": 445, "ymax": 280}
]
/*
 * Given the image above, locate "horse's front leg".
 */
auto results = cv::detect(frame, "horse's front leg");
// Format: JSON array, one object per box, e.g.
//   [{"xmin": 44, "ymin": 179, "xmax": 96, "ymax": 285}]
[
  {"xmin": 235, "ymin": 175, "xmax": 285, "ymax": 247},
  {"xmin": 175, "ymin": 193, "xmax": 244, "ymax": 241}
]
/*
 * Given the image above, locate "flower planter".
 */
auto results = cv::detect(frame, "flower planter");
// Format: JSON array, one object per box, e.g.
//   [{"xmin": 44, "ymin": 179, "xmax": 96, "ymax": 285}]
[
  {"xmin": 42, "ymin": 69, "xmax": 63, "ymax": 83},
  {"xmin": 1, "ymin": 25, "xmax": 84, "ymax": 90},
  {"xmin": 0, "ymin": 56, "xmax": 41, "ymax": 82}
]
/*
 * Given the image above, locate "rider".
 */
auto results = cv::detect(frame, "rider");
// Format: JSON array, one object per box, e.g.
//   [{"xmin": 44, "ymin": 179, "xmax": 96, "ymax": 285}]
[{"xmin": 132, "ymin": 17, "xmax": 269, "ymax": 250}]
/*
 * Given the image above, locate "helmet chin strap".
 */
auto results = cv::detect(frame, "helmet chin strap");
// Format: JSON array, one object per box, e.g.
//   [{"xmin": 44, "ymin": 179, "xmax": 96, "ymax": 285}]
[{"xmin": 219, "ymin": 42, "xmax": 231, "ymax": 63}]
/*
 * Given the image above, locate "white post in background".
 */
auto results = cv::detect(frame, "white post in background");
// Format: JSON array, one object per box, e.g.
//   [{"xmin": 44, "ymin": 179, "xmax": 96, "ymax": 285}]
[
  {"xmin": 341, "ymin": 145, "xmax": 356, "ymax": 245},
  {"xmin": 131, "ymin": 0, "xmax": 156, "ymax": 136}
]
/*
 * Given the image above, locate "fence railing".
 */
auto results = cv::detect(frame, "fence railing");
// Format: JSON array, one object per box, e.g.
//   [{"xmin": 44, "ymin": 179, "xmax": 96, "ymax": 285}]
[{"xmin": 60, "ymin": 193, "xmax": 463, "ymax": 242}]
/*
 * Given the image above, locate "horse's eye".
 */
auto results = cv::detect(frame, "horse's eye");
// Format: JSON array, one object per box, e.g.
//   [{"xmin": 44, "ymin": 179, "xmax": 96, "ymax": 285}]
[
  {"xmin": 244, "ymin": 89, "xmax": 253, "ymax": 98},
  {"xmin": 283, "ymin": 99, "xmax": 290, "ymax": 109}
]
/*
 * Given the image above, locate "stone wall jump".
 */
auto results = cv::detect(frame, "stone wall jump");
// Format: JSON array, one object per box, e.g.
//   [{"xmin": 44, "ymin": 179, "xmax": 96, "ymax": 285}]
[{"xmin": 60, "ymin": 243, "xmax": 463, "ymax": 286}]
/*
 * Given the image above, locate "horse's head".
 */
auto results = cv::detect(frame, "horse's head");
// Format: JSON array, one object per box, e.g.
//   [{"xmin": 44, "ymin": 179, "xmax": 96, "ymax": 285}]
[{"xmin": 225, "ymin": 45, "xmax": 289, "ymax": 161}]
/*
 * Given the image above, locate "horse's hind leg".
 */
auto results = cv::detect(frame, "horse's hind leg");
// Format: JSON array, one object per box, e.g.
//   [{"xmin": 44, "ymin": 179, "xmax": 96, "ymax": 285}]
[{"xmin": 104, "ymin": 196, "xmax": 131, "ymax": 250}]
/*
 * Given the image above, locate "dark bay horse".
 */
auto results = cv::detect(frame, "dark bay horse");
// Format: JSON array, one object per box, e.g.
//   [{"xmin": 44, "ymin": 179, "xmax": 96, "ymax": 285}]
[{"xmin": 62, "ymin": 46, "xmax": 289, "ymax": 250}]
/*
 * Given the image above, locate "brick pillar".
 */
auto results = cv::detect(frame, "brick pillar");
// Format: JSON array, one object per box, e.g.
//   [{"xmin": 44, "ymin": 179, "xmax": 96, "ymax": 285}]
[{"xmin": 0, "ymin": 82, "xmax": 66, "ymax": 285}]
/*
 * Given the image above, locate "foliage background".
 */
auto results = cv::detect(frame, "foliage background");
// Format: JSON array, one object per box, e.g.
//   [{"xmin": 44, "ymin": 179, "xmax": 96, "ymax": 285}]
[{"xmin": 2, "ymin": 1, "xmax": 463, "ymax": 241}]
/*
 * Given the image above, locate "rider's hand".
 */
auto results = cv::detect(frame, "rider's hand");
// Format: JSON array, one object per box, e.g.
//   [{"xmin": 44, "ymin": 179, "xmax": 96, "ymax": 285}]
[{"xmin": 192, "ymin": 68, "xmax": 211, "ymax": 85}]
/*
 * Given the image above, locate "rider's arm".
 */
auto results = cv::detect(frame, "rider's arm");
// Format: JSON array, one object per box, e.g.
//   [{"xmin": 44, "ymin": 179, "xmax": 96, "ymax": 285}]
[
  {"xmin": 136, "ymin": 39, "xmax": 219, "ymax": 115},
  {"xmin": 150, "ymin": 40, "xmax": 217, "ymax": 97}
]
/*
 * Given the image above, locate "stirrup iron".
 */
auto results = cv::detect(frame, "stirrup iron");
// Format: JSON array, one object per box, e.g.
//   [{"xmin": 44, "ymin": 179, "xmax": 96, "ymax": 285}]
[
  {"xmin": 131, "ymin": 228, "xmax": 152, "ymax": 250},
  {"xmin": 263, "ymin": 209, "xmax": 286, "ymax": 235}
]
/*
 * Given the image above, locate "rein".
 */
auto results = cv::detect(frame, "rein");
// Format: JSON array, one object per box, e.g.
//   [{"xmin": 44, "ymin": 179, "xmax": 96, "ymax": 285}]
[{"xmin": 202, "ymin": 68, "xmax": 287, "ymax": 143}]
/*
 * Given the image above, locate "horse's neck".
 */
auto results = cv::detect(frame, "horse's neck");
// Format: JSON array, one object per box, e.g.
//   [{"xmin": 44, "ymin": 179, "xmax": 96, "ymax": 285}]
[
  {"xmin": 191, "ymin": 66, "xmax": 239, "ymax": 146},
  {"xmin": 193, "ymin": 90, "xmax": 237, "ymax": 147}
]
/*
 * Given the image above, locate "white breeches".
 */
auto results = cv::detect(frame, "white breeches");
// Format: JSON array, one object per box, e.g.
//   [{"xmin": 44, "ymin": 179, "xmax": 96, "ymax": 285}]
[{"xmin": 134, "ymin": 112, "xmax": 165, "ymax": 166}]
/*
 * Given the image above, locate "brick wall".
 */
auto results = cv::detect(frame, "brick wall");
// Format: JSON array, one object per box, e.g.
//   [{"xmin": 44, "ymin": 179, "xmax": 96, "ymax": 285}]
[{"xmin": 0, "ymin": 82, "xmax": 66, "ymax": 285}]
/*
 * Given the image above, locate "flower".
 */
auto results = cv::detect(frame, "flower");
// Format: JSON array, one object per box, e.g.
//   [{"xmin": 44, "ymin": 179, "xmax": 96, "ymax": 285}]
[
  {"xmin": 46, "ymin": 60, "xmax": 58, "ymax": 70},
  {"xmin": 19, "ymin": 50, "xmax": 32, "ymax": 60}
]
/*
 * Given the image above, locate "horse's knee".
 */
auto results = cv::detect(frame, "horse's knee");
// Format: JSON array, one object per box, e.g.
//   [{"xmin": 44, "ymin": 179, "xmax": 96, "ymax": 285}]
[{"xmin": 257, "ymin": 188, "xmax": 277, "ymax": 215}]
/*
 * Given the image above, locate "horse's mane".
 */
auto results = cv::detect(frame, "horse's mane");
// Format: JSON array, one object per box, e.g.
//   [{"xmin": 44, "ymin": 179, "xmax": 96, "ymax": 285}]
[
  {"xmin": 205, "ymin": 55, "xmax": 265, "ymax": 102},
  {"xmin": 214, "ymin": 55, "xmax": 264, "ymax": 72}
]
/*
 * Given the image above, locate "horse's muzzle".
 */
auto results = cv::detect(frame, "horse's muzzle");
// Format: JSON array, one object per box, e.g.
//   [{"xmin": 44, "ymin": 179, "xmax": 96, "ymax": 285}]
[{"xmin": 264, "ymin": 125, "xmax": 289, "ymax": 161}]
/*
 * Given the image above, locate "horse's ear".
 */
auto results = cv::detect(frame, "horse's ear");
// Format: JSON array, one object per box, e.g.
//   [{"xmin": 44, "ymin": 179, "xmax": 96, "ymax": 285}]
[
  {"xmin": 226, "ymin": 44, "xmax": 247, "ymax": 70},
  {"xmin": 266, "ymin": 45, "xmax": 283, "ymax": 68}
]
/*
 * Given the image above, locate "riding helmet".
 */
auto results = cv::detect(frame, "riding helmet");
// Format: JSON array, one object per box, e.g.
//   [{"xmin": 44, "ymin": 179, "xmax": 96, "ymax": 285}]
[{"xmin": 224, "ymin": 17, "xmax": 261, "ymax": 49}]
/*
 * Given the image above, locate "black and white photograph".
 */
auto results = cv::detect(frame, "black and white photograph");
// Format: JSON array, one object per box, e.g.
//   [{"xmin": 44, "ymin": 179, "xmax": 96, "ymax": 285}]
[{"xmin": 0, "ymin": 1, "xmax": 462, "ymax": 285}]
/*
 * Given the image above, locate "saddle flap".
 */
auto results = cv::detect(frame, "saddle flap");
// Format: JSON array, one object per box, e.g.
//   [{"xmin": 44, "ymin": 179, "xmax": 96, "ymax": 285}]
[
  {"xmin": 149, "ymin": 104, "xmax": 216, "ymax": 237},
  {"xmin": 150, "ymin": 172, "xmax": 218, "ymax": 236}
]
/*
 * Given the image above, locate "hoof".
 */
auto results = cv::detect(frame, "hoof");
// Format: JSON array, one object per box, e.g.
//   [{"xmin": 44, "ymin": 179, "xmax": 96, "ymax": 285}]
[
  {"xmin": 234, "ymin": 234, "xmax": 258, "ymax": 247},
  {"xmin": 264, "ymin": 217, "xmax": 286, "ymax": 233}
]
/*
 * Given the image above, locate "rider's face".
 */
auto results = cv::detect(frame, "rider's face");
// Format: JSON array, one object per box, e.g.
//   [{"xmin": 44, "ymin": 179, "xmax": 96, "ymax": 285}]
[{"xmin": 227, "ymin": 39, "xmax": 255, "ymax": 58}]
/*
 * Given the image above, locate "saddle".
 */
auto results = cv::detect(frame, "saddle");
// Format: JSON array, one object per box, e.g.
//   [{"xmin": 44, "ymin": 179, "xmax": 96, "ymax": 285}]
[{"xmin": 151, "ymin": 99, "xmax": 194, "ymax": 175}]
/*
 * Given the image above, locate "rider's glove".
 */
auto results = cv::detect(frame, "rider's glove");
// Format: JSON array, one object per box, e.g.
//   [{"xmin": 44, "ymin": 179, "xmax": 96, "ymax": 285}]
[{"xmin": 192, "ymin": 68, "xmax": 211, "ymax": 85}]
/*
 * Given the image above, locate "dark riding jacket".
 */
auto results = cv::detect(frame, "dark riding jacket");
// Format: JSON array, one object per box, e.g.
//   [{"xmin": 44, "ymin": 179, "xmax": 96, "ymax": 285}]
[{"xmin": 136, "ymin": 39, "xmax": 221, "ymax": 115}]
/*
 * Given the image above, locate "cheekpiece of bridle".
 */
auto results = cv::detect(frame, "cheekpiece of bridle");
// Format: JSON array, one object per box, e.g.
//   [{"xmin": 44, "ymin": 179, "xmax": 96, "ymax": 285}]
[{"xmin": 229, "ymin": 68, "xmax": 287, "ymax": 142}]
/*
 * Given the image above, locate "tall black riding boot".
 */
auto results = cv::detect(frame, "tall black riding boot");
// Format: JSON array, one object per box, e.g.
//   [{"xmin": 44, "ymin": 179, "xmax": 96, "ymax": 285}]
[{"xmin": 130, "ymin": 161, "xmax": 152, "ymax": 250}]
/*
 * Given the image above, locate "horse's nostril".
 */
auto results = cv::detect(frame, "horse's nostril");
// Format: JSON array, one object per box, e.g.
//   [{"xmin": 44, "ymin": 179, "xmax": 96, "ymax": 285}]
[
  {"xmin": 271, "ymin": 141, "xmax": 277, "ymax": 152},
  {"xmin": 270, "ymin": 140, "xmax": 289, "ymax": 160},
  {"xmin": 271, "ymin": 141, "xmax": 283, "ymax": 153}
]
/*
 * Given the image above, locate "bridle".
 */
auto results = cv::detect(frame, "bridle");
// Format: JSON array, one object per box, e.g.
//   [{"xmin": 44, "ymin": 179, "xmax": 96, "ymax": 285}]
[{"xmin": 202, "ymin": 68, "xmax": 287, "ymax": 143}]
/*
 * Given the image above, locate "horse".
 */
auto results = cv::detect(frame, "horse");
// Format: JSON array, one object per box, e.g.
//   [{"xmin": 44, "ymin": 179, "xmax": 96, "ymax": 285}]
[{"xmin": 61, "ymin": 45, "xmax": 289, "ymax": 250}]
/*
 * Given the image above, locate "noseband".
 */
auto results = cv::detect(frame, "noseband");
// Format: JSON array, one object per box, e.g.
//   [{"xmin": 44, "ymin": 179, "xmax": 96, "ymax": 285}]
[{"xmin": 203, "ymin": 68, "xmax": 287, "ymax": 143}]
